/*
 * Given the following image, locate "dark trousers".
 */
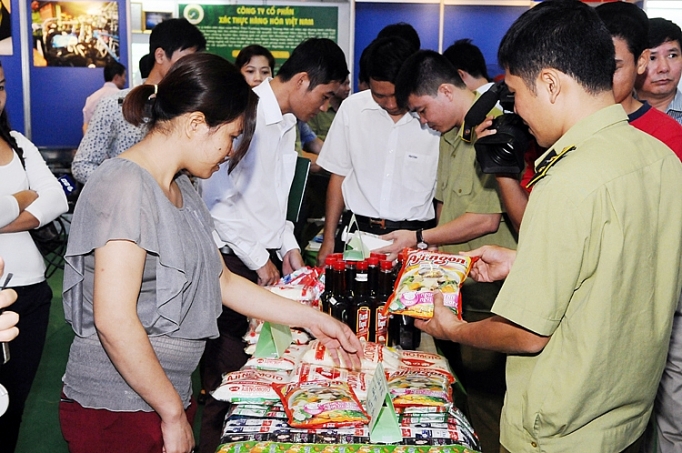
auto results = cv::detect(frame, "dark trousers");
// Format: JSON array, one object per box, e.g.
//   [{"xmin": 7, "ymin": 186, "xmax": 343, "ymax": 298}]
[
  {"xmin": 0, "ymin": 280, "xmax": 52, "ymax": 453},
  {"xmin": 333, "ymin": 210, "xmax": 436, "ymax": 253},
  {"xmin": 198, "ymin": 253, "xmax": 282, "ymax": 453}
]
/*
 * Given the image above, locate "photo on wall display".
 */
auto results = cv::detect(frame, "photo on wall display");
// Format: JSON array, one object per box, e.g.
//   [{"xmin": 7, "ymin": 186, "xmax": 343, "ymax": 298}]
[
  {"xmin": 31, "ymin": 1, "xmax": 119, "ymax": 67},
  {"xmin": 144, "ymin": 11, "xmax": 172, "ymax": 31},
  {"xmin": 0, "ymin": 0, "xmax": 13, "ymax": 55}
]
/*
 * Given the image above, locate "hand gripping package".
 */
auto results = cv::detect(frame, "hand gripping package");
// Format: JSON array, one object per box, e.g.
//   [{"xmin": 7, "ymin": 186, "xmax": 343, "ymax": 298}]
[{"xmin": 384, "ymin": 250, "xmax": 475, "ymax": 320}]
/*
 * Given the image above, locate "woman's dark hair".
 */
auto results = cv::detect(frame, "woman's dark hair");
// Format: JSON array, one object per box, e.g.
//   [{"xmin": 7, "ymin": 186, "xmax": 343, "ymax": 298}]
[
  {"xmin": 235, "ymin": 44, "xmax": 275, "ymax": 74},
  {"xmin": 123, "ymin": 53, "xmax": 258, "ymax": 172},
  {"xmin": 0, "ymin": 61, "xmax": 25, "ymax": 169}
]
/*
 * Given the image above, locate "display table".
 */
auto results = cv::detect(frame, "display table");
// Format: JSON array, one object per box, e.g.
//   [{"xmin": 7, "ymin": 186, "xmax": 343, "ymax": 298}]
[
  {"xmin": 218, "ymin": 441, "xmax": 479, "ymax": 452},
  {"xmin": 213, "ymin": 338, "xmax": 481, "ymax": 453}
]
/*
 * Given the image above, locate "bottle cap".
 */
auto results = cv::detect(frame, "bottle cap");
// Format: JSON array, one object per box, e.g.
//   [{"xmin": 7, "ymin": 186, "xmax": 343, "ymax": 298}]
[
  {"xmin": 371, "ymin": 252, "xmax": 389, "ymax": 261},
  {"xmin": 380, "ymin": 259, "xmax": 394, "ymax": 271}
]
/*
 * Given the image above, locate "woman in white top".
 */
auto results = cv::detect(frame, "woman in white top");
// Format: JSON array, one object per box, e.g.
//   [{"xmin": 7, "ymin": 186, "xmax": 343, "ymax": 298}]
[{"xmin": 0, "ymin": 60, "xmax": 69, "ymax": 452}]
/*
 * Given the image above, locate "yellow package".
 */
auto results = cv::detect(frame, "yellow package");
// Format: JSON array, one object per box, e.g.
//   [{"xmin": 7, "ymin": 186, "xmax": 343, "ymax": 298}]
[{"xmin": 384, "ymin": 249, "xmax": 474, "ymax": 319}]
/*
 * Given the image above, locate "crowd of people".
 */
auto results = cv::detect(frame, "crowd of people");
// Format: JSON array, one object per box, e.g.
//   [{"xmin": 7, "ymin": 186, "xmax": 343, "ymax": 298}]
[{"xmin": 1, "ymin": 1, "xmax": 682, "ymax": 452}]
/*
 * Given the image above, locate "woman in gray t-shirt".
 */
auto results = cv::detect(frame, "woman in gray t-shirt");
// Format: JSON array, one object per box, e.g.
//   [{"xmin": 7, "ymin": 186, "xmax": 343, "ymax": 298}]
[{"xmin": 59, "ymin": 53, "xmax": 362, "ymax": 453}]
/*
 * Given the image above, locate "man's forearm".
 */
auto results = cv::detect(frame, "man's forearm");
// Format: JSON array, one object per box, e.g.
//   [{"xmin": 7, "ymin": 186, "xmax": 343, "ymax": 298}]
[
  {"xmin": 438, "ymin": 315, "xmax": 549, "ymax": 354},
  {"xmin": 495, "ymin": 176, "xmax": 529, "ymax": 232},
  {"xmin": 322, "ymin": 174, "xmax": 345, "ymax": 245},
  {"xmin": 422, "ymin": 212, "xmax": 501, "ymax": 246}
]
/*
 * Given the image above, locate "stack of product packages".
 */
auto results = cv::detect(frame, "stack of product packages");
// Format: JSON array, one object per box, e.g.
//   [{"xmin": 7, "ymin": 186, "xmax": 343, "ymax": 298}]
[{"xmin": 213, "ymin": 250, "xmax": 482, "ymax": 453}]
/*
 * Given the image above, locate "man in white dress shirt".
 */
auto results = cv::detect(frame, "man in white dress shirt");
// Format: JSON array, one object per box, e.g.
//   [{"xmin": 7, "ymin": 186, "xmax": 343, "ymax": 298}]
[
  {"xmin": 81, "ymin": 61, "xmax": 126, "ymax": 134},
  {"xmin": 316, "ymin": 36, "xmax": 441, "ymax": 265},
  {"xmin": 197, "ymin": 38, "xmax": 349, "ymax": 453}
]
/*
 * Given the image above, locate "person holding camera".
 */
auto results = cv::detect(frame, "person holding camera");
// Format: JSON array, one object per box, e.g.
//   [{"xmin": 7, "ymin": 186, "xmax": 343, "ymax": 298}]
[
  {"xmin": 415, "ymin": 1, "xmax": 682, "ymax": 451},
  {"xmin": 376, "ymin": 50, "xmax": 516, "ymax": 453}
]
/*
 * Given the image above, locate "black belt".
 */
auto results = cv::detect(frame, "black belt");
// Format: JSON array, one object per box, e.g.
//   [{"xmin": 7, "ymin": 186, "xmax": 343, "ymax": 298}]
[{"xmin": 353, "ymin": 214, "xmax": 433, "ymax": 231}]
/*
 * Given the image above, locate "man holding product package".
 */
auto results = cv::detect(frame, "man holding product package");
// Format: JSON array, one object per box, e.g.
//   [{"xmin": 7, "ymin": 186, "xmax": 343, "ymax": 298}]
[
  {"xmin": 377, "ymin": 49, "xmax": 516, "ymax": 453},
  {"xmin": 315, "ymin": 36, "xmax": 440, "ymax": 265},
  {"xmin": 417, "ymin": 1, "xmax": 682, "ymax": 452}
]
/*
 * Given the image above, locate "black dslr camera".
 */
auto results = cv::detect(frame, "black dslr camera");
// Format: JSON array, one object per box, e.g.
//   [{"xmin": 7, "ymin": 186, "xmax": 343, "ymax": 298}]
[{"xmin": 462, "ymin": 81, "xmax": 531, "ymax": 174}]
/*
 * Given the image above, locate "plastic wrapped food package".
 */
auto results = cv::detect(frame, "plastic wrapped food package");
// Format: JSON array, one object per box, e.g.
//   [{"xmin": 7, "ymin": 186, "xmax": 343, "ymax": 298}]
[
  {"xmin": 385, "ymin": 250, "xmax": 474, "ymax": 319},
  {"xmin": 273, "ymin": 381, "xmax": 370, "ymax": 428}
]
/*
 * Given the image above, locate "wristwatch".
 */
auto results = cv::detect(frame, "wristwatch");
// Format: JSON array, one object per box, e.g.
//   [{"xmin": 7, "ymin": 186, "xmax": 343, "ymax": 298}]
[{"xmin": 416, "ymin": 229, "xmax": 428, "ymax": 250}]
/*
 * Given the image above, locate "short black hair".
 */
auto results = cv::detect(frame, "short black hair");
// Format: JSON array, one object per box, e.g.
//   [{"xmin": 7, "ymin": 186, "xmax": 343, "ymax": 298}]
[
  {"xmin": 596, "ymin": 2, "xmax": 649, "ymax": 60},
  {"xmin": 648, "ymin": 17, "xmax": 682, "ymax": 49},
  {"xmin": 276, "ymin": 38, "xmax": 349, "ymax": 89},
  {"xmin": 443, "ymin": 39, "xmax": 490, "ymax": 81},
  {"xmin": 148, "ymin": 18, "xmax": 206, "ymax": 60},
  {"xmin": 357, "ymin": 44, "xmax": 372, "ymax": 87},
  {"xmin": 139, "ymin": 54, "xmax": 153, "ymax": 79},
  {"xmin": 104, "ymin": 61, "xmax": 126, "ymax": 82},
  {"xmin": 394, "ymin": 50, "xmax": 465, "ymax": 109},
  {"xmin": 498, "ymin": 0, "xmax": 614, "ymax": 95},
  {"xmin": 364, "ymin": 36, "xmax": 418, "ymax": 84},
  {"xmin": 235, "ymin": 44, "xmax": 275, "ymax": 74},
  {"xmin": 377, "ymin": 22, "xmax": 421, "ymax": 50}
]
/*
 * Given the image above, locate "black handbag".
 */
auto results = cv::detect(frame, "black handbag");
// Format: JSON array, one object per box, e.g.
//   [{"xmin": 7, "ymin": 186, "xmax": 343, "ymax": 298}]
[{"xmin": 29, "ymin": 215, "xmax": 68, "ymax": 278}]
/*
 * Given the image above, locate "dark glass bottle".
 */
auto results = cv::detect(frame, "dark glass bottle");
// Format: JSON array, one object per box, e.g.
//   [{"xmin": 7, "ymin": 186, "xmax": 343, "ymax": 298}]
[
  {"xmin": 344, "ymin": 260, "xmax": 357, "ymax": 301},
  {"xmin": 388, "ymin": 251, "xmax": 406, "ymax": 347},
  {"xmin": 329, "ymin": 260, "xmax": 348, "ymax": 323},
  {"xmin": 373, "ymin": 259, "xmax": 393, "ymax": 344},
  {"xmin": 348, "ymin": 260, "xmax": 371, "ymax": 341},
  {"xmin": 391, "ymin": 249, "xmax": 421, "ymax": 349},
  {"xmin": 320, "ymin": 255, "xmax": 337, "ymax": 314},
  {"xmin": 367, "ymin": 256, "xmax": 379, "ymax": 302}
]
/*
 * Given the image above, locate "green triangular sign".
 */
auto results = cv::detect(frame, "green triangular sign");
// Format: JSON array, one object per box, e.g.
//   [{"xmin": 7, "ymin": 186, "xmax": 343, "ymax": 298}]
[
  {"xmin": 253, "ymin": 322, "xmax": 292, "ymax": 358},
  {"xmin": 366, "ymin": 363, "xmax": 402, "ymax": 443}
]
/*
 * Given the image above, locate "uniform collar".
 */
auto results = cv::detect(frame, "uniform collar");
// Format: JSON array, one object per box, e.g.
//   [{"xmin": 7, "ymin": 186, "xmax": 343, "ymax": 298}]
[{"xmin": 529, "ymin": 104, "xmax": 628, "ymax": 187}]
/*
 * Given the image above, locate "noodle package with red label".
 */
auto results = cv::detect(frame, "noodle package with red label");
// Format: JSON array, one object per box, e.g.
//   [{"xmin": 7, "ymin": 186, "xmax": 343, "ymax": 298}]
[{"xmin": 384, "ymin": 250, "xmax": 475, "ymax": 320}]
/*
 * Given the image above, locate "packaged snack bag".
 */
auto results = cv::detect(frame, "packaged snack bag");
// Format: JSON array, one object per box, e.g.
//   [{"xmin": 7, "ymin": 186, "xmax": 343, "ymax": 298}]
[
  {"xmin": 301, "ymin": 339, "xmax": 401, "ymax": 372},
  {"xmin": 384, "ymin": 250, "xmax": 474, "ymax": 319},
  {"xmin": 296, "ymin": 363, "xmax": 371, "ymax": 400},
  {"xmin": 243, "ymin": 344, "xmax": 307, "ymax": 372},
  {"xmin": 273, "ymin": 381, "xmax": 370, "ymax": 428},
  {"xmin": 387, "ymin": 370, "xmax": 453, "ymax": 408},
  {"xmin": 399, "ymin": 350, "xmax": 455, "ymax": 382},
  {"xmin": 211, "ymin": 369, "xmax": 291, "ymax": 403}
]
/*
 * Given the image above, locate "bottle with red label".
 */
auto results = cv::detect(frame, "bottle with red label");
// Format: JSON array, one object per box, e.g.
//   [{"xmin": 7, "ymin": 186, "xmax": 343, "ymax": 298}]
[
  {"xmin": 347, "ymin": 260, "xmax": 371, "ymax": 341},
  {"xmin": 320, "ymin": 255, "xmax": 337, "ymax": 314},
  {"xmin": 373, "ymin": 259, "xmax": 393, "ymax": 344},
  {"xmin": 329, "ymin": 260, "xmax": 348, "ymax": 323}
]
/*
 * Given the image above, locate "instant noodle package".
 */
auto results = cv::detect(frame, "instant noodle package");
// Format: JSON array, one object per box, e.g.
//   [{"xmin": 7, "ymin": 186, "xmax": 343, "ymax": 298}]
[
  {"xmin": 215, "ymin": 336, "xmax": 482, "ymax": 451},
  {"xmin": 273, "ymin": 381, "xmax": 370, "ymax": 428},
  {"xmin": 384, "ymin": 250, "xmax": 474, "ymax": 320}
]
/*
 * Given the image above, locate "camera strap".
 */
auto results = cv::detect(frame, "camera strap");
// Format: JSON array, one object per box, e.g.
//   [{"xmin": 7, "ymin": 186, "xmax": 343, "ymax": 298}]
[{"xmin": 526, "ymin": 145, "xmax": 576, "ymax": 189}]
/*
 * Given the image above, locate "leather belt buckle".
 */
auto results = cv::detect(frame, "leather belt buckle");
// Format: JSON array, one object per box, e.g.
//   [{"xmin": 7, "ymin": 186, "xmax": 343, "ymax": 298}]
[{"xmin": 369, "ymin": 218, "xmax": 386, "ymax": 229}]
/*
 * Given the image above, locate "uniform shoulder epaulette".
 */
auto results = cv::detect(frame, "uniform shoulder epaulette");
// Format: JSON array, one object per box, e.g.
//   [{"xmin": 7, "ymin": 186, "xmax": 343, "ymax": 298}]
[{"xmin": 526, "ymin": 145, "xmax": 576, "ymax": 189}]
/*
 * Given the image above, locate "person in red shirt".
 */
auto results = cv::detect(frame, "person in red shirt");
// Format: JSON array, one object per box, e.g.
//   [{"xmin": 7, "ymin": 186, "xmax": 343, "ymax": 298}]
[
  {"xmin": 477, "ymin": 2, "xmax": 682, "ymax": 234},
  {"xmin": 597, "ymin": 2, "xmax": 682, "ymax": 160}
]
